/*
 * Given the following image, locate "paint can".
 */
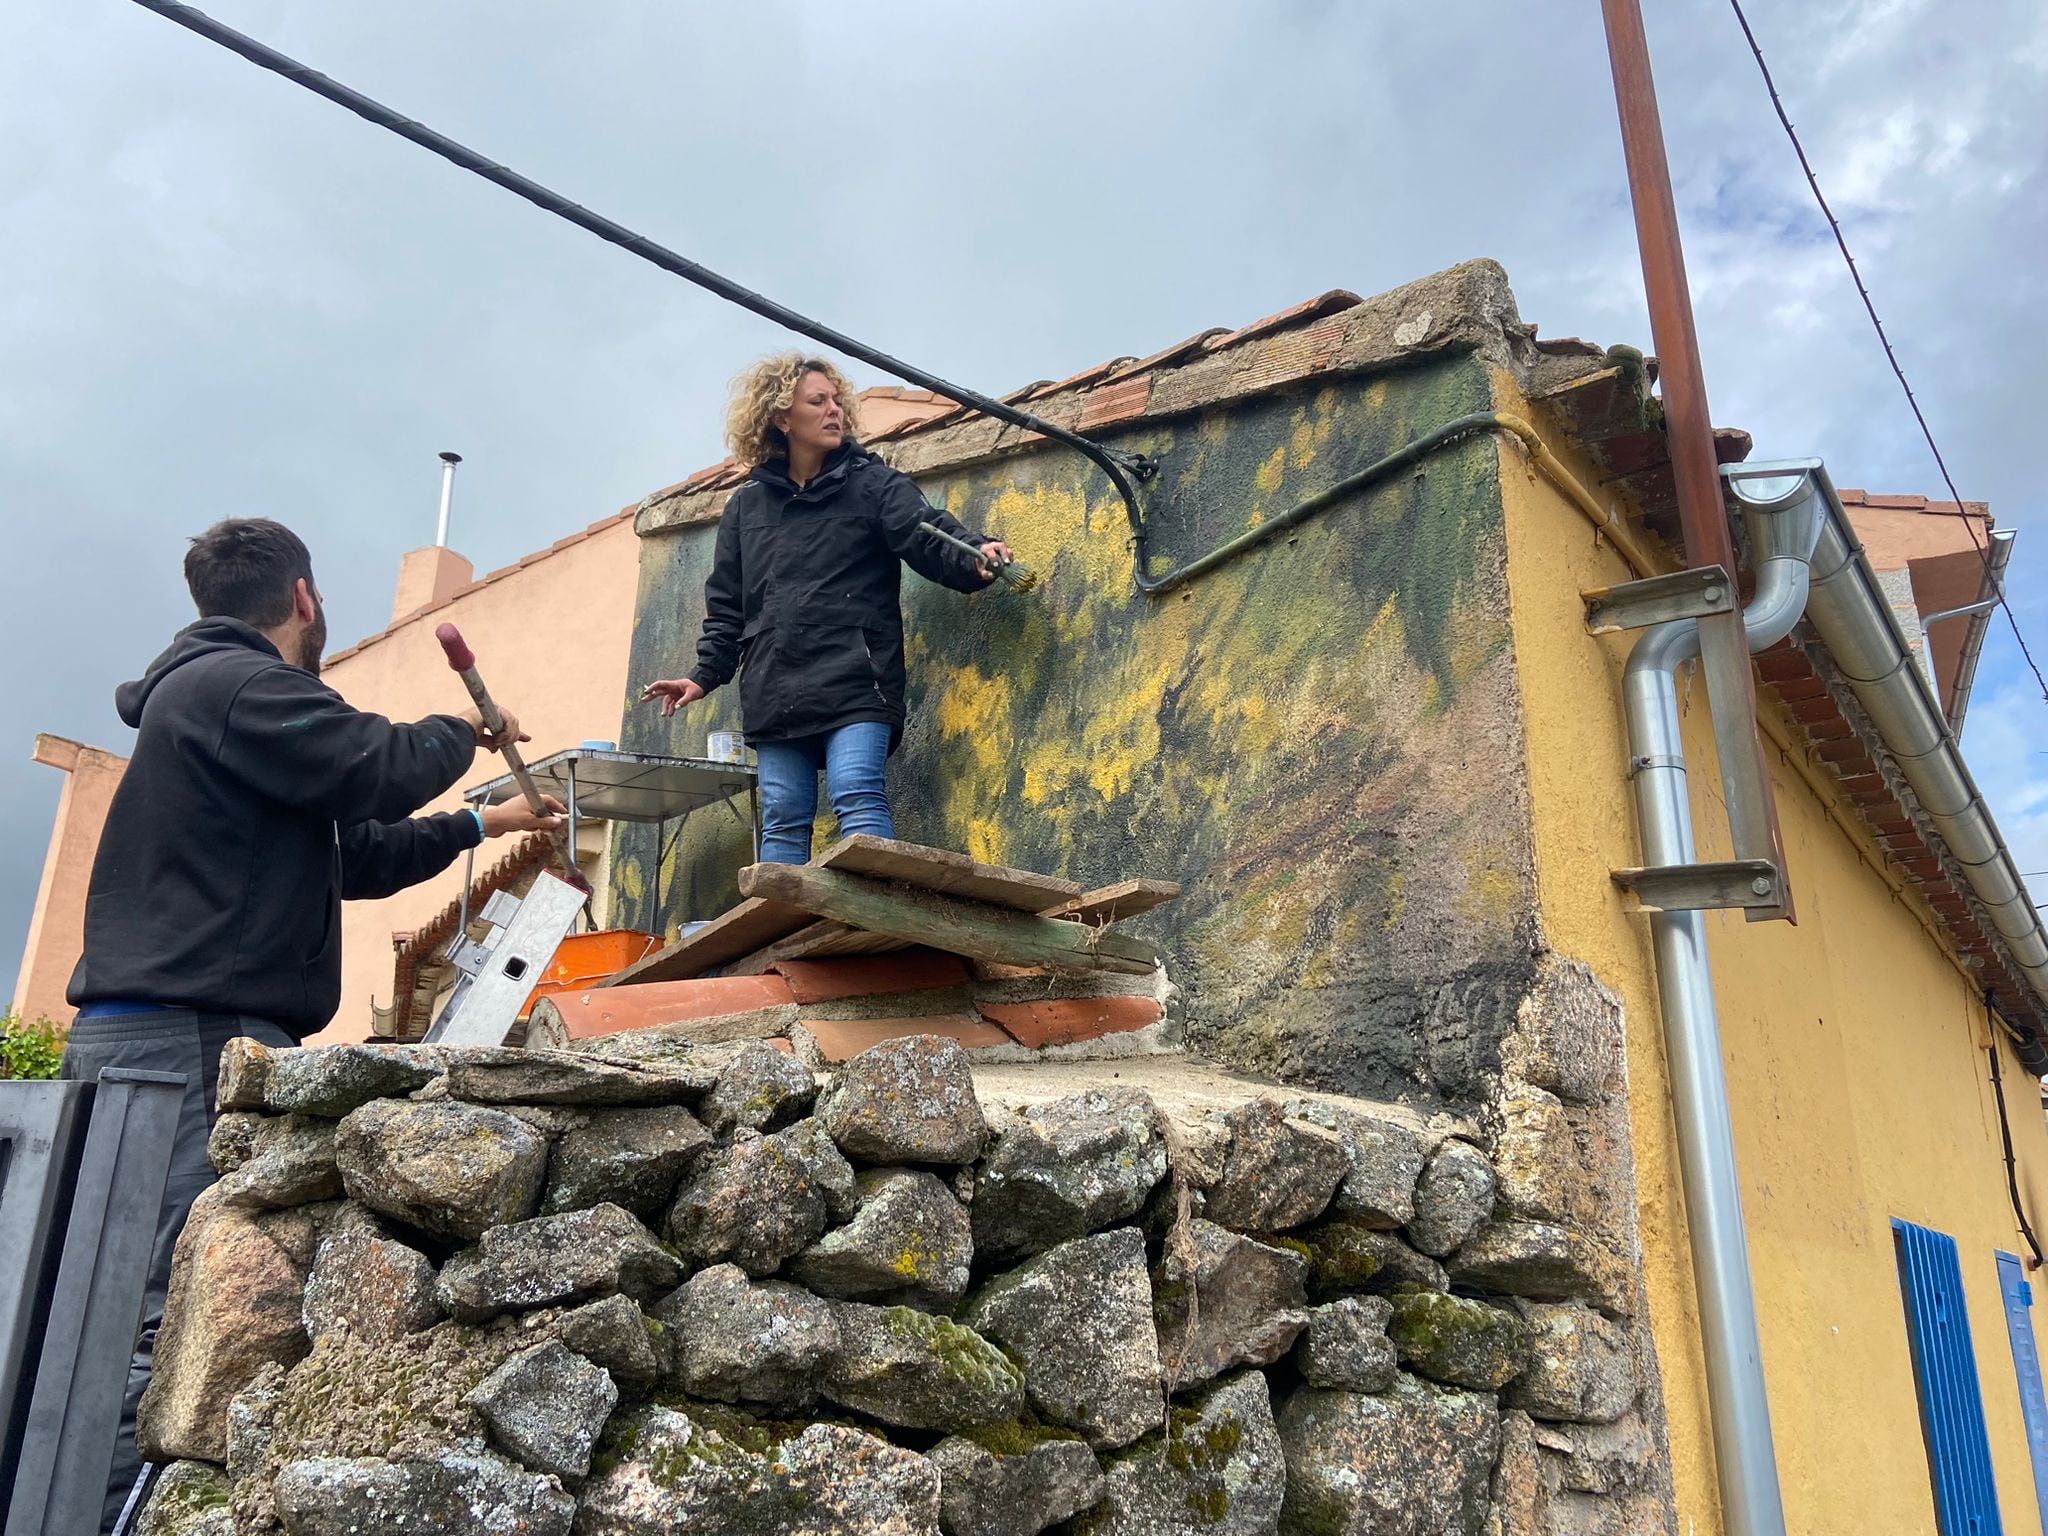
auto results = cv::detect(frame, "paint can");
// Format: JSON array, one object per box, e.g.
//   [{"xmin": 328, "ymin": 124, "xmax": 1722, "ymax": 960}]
[{"xmin": 706, "ymin": 730, "xmax": 747, "ymax": 765}]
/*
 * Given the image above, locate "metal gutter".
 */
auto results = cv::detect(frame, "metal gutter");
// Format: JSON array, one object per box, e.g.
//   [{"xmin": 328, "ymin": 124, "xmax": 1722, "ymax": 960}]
[{"xmin": 1802, "ymin": 474, "xmax": 2048, "ymax": 1063}]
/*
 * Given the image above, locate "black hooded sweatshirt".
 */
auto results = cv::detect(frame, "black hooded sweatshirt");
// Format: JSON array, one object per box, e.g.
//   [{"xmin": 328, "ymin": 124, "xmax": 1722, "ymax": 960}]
[
  {"xmin": 67, "ymin": 617, "xmax": 484, "ymax": 1038},
  {"xmin": 685, "ymin": 441, "xmax": 992, "ymax": 747}
]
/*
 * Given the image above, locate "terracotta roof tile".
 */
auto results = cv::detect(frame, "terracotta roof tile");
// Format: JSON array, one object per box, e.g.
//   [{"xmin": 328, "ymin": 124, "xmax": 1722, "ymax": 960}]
[
  {"xmin": 773, "ymin": 951, "xmax": 970, "ymax": 1004},
  {"xmin": 685, "ymin": 458, "xmax": 740, "ymax": 491},
  {"xmin": 1102, "ymin": 327, "xmax": 1233, "ymax": 384},
  {"xmin": 866, "ymin": 415, "xmax": 935, "ymax": 444},
  {"xmin": 1205, "ymin": 289, "xmax": 1362, "ymax": 352},
  {"xmin": 975, "ymin": 995, "xmax": 1163, "ymax": 1050},
  {"xmin": 1835, "ymin": 486, "xmax": 1990, "ymax": 519},
  {"xmin": 1027, "ymin": 357, "xmax": 1136, "ymax": 400},
  {"xmin": 1078, "ymin": 376, "xmax": 1154, "ymax": 433}
]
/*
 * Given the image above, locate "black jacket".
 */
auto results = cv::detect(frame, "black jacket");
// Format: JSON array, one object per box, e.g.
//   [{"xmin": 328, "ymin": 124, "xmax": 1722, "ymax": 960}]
[
  {"xmin": 68, "ymin": 618, "xmax": 483, "ymax": 1038},
  {"xmin": 686, "ymin": 441, "xmax": 993, "ymax": 746}
]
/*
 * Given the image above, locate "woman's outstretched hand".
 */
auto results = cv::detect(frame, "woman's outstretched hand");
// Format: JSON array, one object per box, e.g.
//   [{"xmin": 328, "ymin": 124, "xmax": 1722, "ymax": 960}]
[
  {"xmin": 976, "ymin": 540, "xmax": 1016, "ymax": 581},
  {"xmin": 639, "ymin": 678, "xmax": 706, "ymax": 717}
]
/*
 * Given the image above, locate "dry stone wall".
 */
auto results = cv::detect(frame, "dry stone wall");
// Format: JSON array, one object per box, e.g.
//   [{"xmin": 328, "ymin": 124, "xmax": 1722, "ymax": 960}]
[{"xmin": 135, "ymin": 1028, "xmax": 1666, "ymax": 1536}]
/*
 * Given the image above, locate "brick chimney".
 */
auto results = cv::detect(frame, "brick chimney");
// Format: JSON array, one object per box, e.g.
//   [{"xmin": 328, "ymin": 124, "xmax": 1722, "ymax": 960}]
[{"xmin": 391, "ymin": 546, "xmax": 474, "ymax": 625}]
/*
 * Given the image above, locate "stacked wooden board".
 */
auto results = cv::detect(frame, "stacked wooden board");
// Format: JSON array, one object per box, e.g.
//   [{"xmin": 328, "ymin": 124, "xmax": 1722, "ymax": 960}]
[{"xmin": 604, "ymin": 836, "xmax": 1176, "ymax": 987}]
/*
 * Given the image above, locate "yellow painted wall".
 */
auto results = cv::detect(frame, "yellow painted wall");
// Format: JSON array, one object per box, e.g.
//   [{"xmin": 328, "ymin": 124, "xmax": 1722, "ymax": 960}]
[{"xmin": 1495, "ymin": 370, "xmax": 2048, "ymax": 1536}]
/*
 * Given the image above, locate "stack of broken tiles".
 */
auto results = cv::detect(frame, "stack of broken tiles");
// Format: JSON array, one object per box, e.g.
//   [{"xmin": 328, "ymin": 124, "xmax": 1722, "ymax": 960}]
[
  {"xmin": 528, "ymin": 837, "xmax": 1180, "ymax": 1065},
  {"xmin": 533, "ymin": 948, "xmax": 1176, "ymax": 1066}
]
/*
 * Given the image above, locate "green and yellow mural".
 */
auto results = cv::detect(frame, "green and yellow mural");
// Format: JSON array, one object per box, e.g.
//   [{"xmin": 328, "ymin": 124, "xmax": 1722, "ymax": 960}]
[{"xmin": 616, "ymin": 353, "xmax": 1541, "ymax": 1104}]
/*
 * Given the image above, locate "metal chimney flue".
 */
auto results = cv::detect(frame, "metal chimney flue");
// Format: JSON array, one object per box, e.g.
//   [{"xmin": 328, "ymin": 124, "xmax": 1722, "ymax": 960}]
[{"xmin": 435, "ymin": 451, "xmax": 463, "ymax": 548}]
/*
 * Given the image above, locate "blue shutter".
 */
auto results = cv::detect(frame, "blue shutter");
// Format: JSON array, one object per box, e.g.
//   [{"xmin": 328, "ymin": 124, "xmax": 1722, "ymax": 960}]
[
  {"xmin": 1995, "ymin": 1250, "xmax": 2048, "ymax": 1535},
  {"xmin": 1893, "ymin": 1218, "xmax": 2004, "ymax": 1535}
]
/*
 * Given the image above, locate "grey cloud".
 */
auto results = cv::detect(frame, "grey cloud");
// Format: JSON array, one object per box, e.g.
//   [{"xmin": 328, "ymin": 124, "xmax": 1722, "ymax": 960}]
[{"xmin": 3, "ymin": 0, "xmax": 2043, "ymax": 997}]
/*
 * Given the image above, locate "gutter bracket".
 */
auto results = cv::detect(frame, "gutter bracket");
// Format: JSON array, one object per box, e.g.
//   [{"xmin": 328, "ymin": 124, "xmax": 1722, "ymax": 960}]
[
  {"xmin": 1613, "ymin": 859, "xmax": 1784, "ymax": 912},
  {"xmin": 1584, "ymin": 565, "xmax": 1737, "ymax": 634}
]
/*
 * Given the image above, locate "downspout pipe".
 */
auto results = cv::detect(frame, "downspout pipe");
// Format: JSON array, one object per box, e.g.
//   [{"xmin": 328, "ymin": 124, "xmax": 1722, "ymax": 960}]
[
  {"xmin": 1932, "ymin": 527, "xmax": 2016, "ymax": 737},
  {"xmin": 1623, "ymin": 465, "xmax": 1824, "ymax": 1536}
]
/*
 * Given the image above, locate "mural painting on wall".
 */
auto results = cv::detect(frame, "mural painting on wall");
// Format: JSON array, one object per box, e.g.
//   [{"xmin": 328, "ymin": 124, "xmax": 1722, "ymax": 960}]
[{"xmin": 618, "ymin": 354, "xmax": 1540, "ymax": 1105}]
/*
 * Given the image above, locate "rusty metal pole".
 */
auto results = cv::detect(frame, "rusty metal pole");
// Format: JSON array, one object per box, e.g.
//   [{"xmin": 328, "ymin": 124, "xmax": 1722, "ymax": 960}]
[
  {"xmin": 1601, "ymin": 0, "xmax": 1790, "ymax": 921},
  {"xmin": 1601, "ymin": 6, "xmax": 1792, "ymax": 1536}
]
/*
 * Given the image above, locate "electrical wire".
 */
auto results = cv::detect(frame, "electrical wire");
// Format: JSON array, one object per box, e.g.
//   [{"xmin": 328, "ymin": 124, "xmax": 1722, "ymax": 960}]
[
  {"xmin": 1984, "ymin": 991, "xmax": 2045, "ymax": 1268},
  {"xmin": 124, "ymin": 0, "xmax": 1156, "ymax": 542},
  {"xmin": 1727, "ymin": 0, "xmax": 2048, "ymax": 707}
]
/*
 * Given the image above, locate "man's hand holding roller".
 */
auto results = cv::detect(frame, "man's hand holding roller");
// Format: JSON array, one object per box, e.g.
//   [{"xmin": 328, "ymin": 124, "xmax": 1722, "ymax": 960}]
[
  {"xmin": 479, "ymin": 793, "xmax": 568, "ymax": 838},
  {"xmin": 459, "ymin": 705, "xmax": 530, "ymax": 754}
]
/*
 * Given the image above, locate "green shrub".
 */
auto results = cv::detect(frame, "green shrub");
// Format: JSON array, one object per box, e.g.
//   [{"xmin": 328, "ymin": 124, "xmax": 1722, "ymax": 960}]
[{"xmin": 0, "ymin": 1012, "xmax": 67, "ymax": 1080}]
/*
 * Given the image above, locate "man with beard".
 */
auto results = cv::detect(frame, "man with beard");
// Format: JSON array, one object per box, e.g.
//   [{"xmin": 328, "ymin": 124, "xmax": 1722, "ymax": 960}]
[{"xmin": 62, "ymin": 517, "xmax": 563, "ymax": 1532}]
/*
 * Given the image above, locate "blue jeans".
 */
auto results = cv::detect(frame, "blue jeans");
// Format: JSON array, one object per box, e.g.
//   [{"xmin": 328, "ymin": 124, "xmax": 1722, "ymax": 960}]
[{"xmin": 755, "ymin": 722, "xmax": 894, "ymax": 864}]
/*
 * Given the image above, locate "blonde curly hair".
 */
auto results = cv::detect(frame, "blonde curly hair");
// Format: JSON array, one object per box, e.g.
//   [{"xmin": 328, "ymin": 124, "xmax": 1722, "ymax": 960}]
[{"xmin": 723, "ymin": 353, "xmax": 862, "ymax": 468}]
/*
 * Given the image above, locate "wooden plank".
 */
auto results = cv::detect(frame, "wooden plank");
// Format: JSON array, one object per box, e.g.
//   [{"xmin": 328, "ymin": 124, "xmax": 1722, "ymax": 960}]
[
  {"xmin": 740, "ymin": 862, "xmax": 1158, "ymax": 976},
  {"xmin": 603, "ymin": 896, "xmax": 814, "ymax": 986},
  {"xmin": 1038, "ymin": 878, "xmax": 1181, "ymax": 925},
  {"xmin": 812, "ymin": 835, "xmax": 1082, "ymax": 913},
  {"xmin": 727, "ymin": 920, "xmax": 911, "ymax": 976},
  {"xmin": 783, "ymin": 926, "xmax": 911, "ymax": 959}
]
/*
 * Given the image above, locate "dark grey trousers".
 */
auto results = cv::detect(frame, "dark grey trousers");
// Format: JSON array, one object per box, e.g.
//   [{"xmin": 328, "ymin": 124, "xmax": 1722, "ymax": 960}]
[{"xmin": 59, "ymin": 1009, "xmax": 295, "ymax": 1535}]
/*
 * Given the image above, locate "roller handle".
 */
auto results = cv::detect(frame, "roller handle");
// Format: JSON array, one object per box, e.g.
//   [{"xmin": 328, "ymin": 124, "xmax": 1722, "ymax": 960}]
[
  {"xmin": 437, "ymin": 623, "xmax": 529, "ymax": 782},
  {"xmin": 435, "ymin": 624, "xmax": 583, "ymax": 893}
]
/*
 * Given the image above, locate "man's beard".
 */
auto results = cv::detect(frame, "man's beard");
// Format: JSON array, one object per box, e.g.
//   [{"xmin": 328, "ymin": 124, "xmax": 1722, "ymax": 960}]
[{"xmin": 297, "ymin": 608, "xmax": 328, "ymax": 673}]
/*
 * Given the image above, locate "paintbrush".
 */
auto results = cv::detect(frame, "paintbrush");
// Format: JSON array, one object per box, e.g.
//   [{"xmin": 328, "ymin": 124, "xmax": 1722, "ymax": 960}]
[{"xmin": 919, "ymin": 520, "xmax": 1038, "ymax": 593}]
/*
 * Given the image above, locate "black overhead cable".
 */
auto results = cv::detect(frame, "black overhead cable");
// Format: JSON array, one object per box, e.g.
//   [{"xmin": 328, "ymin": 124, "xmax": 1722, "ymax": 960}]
[
  {"xmin": 125, "ymin": 0, "xmax": 1157, "ymax": 549},
  {"xmin": 1727, "ymin": 0, "xmax": 2048, "ymax": 707},
  {"xmin": 1983, "ymin": 991, "xmax": 2045, "ymax": 1269}
]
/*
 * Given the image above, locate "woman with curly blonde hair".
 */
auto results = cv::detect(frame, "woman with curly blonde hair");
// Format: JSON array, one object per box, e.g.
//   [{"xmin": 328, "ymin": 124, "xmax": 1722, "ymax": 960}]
[{"xmin": 641, "ymin": 354, "xmax": 1012, "ymax": 862}]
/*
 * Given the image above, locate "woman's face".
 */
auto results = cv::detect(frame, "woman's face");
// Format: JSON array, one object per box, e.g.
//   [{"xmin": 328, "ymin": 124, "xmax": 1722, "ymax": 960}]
[{"xmin": 775, "ymin": 370, "xmax": 845, "ymax": 459}]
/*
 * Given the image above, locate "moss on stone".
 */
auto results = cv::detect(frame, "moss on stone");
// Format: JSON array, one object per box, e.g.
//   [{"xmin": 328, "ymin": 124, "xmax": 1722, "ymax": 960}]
[
  {"xmin": 1387, "ymin": 1291, "xmax": 1513, "ymax": 1355},
  {"xmin": 1185, "ymin": 1484, "xmax": 1231, "ymax": 1521},
  {"xmin": 878, "ymin": 1306, "xmax": 1016, "ymax": 1392},
  {"xmin": 1163, "ymin": 1402, "xmax": 1242, "ymax": 1476},
  {"xmin": 961, "ymin": 1417, "xmax": 1086, "ymax": 1457},
  {"xmin": 269, "ymin": 1320, "xmax": 523, "ymax": 1466},
  {"xmin": 147, "ymin": 1466, "xmax": 232, "ymax": 1532},
  {"xmin": 1150, "ymin": 1259, "xmax": 1191, "ymax": 1328},
  {"xmin": 1262, "ymin": 1232, "xmax": 1316, "ymax": 1264},
  {"xmin": 1293, "ymin": 1220, "xmax": 1385, "ymax": 1296}
]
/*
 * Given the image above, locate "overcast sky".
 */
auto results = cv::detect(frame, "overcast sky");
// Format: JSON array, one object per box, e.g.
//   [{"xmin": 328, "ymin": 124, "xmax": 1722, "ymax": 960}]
[{"xmin": 4, "ymin": 0, "xmax": 2044, "ymax": 1006}]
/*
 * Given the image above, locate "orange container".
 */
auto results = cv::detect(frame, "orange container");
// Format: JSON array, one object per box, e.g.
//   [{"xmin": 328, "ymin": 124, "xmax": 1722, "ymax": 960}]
[{"xmin": 518, "ymin": 929, "xmax": 662, "ymax": 1019}]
